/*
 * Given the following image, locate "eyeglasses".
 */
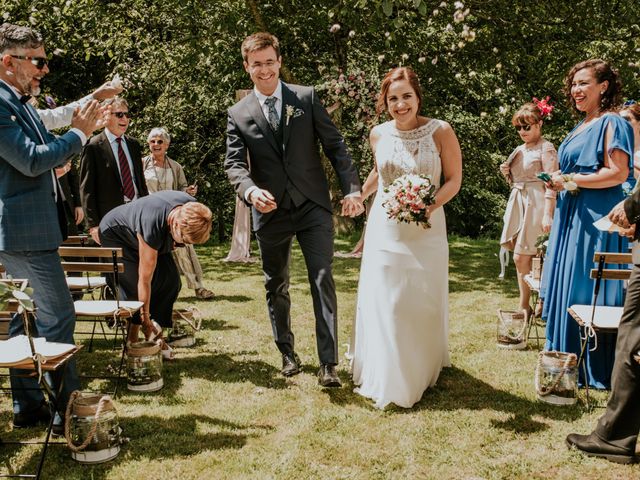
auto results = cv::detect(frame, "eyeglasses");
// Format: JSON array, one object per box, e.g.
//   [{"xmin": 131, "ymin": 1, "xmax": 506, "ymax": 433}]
[
  {"xmin": 149, "ymin": 139, "xmax": 164, "ymax": 145},
  {"xmin": 249, "ymin": 60, "xmax": 277, "ymax": 70},
  {"xmin": 10, "ymin": 55, "xmax": 48, "ymax": 70},
  {"xmin": 112, "ymin": 111, "xmax": 131, "ymax": 119},
  {"xmin": 514, "ymin": 124, "xmax": 532, "ymax": 132},
  {"xmin": 623, "ymin": 100, "xmax": 637, "ymax": 107}
]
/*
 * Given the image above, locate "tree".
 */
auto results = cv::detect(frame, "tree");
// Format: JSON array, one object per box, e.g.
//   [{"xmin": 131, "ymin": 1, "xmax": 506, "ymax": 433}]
[{"xmin": 2, "ymin": 0, "xmax": 638, "ymax": 238}]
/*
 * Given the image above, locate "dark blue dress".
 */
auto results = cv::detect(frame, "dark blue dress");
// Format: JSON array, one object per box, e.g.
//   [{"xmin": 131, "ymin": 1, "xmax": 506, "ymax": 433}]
[{"xmin": 541, "ymin": 113, "xmax": 634, "ymax": 389}]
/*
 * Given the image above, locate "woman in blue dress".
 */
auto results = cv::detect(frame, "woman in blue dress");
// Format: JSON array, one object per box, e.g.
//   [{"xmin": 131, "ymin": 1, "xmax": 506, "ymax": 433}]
[{"xmin": 541, "ymin": 59, "xmax": 634, "ymax": 389}]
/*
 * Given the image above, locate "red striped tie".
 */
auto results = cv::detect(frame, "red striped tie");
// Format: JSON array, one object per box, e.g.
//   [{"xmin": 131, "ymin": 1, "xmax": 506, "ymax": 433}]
[{"xmin": 115, "ymin": 137, "xmax": 136, "ymax": 200}]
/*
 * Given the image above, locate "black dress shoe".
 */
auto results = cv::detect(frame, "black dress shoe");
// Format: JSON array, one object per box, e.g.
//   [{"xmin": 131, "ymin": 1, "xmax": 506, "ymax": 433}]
[
  {"xmin": 281, "ymin": 352, "xmax": 301, "ymax": 377},
  {"xmin": 566, "ymin": 432, "xmax": 639, "ymax": 464},
  {"xmin": 318, "ymin": 364, "xmax": 341, "ymax": 388},
  {"xmin": 13, "ymin": 403, "xmax": 51, "ymax": 429}
]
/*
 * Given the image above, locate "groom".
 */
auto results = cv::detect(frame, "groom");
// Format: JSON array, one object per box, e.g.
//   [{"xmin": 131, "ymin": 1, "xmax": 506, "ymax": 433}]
[{"xmin": 225, "ymin": 32, "xmax": 363, "ymax": 387}]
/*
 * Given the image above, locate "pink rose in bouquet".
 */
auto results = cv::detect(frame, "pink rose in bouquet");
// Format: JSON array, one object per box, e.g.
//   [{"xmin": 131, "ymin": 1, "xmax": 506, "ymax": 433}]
[{"xmin": 382, "ymin": 174, "xmax": 437, "ymax": 228}]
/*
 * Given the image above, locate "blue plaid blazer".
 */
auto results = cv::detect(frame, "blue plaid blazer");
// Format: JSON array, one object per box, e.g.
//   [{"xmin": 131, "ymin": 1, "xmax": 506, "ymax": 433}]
[{"xmin": 0, "ymin": 82, "xmax": 83, "ymax": 251}]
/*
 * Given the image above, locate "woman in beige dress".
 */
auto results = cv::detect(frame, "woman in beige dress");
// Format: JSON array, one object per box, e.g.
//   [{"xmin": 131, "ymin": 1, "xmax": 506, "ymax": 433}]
[
  {"xmin": 499, "ymin": 102, "xmax": 558, "ymax": 313},
  {"xmin": 143, "ymin": 127, "xmax": 214, "ymax": 300}
]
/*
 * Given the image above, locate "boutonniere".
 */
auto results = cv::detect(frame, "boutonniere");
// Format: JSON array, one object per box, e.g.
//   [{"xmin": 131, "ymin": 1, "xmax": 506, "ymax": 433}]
[
  {"xmin": 285, "ymin": 105, "xmax": 304, "ymax": 126},
  {"xmin": 10, "ymin": 115, "xmax": 16, "ymax": 122}
]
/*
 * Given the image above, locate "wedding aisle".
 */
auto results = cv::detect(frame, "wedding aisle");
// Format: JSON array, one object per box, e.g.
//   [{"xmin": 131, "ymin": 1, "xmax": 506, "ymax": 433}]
[{"xmin": 0, "ymin": 237, "xmax": 635, "ymax": 479}]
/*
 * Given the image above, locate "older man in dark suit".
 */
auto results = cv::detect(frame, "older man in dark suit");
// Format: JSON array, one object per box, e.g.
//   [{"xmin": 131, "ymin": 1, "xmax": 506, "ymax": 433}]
[
  {"xmin": 79, "ymin": 97, "xmax": 148, "ymax": 244},
  {"xmin": 566, "ymin": 191, "xmax": 640, "ymax": 464},
  {"xmin": 225, "ymin": 32, "xmax": 363, "ymax": 387},
  {"xmin": 0, "ymin": 23, "xmax": 102, "ymax": 434}
]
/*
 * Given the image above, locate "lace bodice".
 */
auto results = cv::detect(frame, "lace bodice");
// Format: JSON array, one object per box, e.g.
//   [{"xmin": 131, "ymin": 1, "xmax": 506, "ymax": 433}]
[{"xmin": 375, "ymin": 119, "xmax": 443, "ymax": 188}]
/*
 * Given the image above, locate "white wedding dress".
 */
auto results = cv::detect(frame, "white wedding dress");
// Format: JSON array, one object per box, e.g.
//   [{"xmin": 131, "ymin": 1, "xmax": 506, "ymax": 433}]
[{"xmin": 350, "ymin": 119, "xmax": 451, "ymax": 409}]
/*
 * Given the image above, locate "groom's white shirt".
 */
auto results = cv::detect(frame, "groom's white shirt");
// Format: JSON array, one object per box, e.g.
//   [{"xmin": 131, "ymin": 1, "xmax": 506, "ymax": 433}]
[
  {"xmin": 244, "ymin": 82, "xmax": 283, "ymax": 202},
  {"xmin": 254, "ymin": 81, "xmax": 282, "ymax": 121}
]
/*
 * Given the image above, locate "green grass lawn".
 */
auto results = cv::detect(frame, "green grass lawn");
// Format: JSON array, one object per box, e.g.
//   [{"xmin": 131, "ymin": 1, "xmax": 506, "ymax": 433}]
[{"xmin": 1, "ymin": 235, "xmax": 638, "ymax": 479}]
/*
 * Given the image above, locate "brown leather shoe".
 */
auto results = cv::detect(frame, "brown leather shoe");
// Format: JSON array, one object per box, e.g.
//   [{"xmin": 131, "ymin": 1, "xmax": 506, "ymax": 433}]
[
  {"xmin": 566, "ymin": 433, "xmax": 638, "ymax": 464},
  {"xmin": 281, "ymin": 352, "xmax": 301, "ymax": 377},
  {"xmin": 318, "ymin": 364, "xmax": 341, "ymax": 388}
]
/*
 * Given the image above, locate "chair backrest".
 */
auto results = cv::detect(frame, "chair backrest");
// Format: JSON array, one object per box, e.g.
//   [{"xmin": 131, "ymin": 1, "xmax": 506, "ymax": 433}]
[
  {"xmin": 59, "ymin": 246, "xmax": 125, "ymax": 306},
  {"xmin": 58, "ymin": 246, "xmax": 124, "ymax": 274},
  {"xmin": 590, "ymin": 252, "xmax": 632, "ymax": 281}
]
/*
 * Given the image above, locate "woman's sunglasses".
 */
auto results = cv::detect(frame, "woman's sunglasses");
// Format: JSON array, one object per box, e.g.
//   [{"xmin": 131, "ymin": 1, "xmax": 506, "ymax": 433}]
[
  {"xmin": 514, "ymin": 124, "xmax": 532, "ymax": 132},
  {"xmin": 149, "ymin": 139, "xmax": 164, "ymax": 145},
  {"xmin": 112, "ymin": 111, "xmax": 131, "ymax": 119}
]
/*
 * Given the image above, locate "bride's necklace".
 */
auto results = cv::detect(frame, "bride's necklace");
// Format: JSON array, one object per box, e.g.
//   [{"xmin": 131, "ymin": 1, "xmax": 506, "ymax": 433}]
[{"xmin": 395, "ymin": 116, "xmax": 420, "ymax": 131}]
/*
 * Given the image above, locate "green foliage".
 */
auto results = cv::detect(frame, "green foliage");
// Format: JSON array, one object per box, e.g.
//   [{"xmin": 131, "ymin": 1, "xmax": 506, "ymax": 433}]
[
  {"xmin": 0, "ymin": 280, "xmax": 35, "ymax": 312},
  {"xmin": 1, "ymin": 0, "xmax": 639, "ymax": 238}
]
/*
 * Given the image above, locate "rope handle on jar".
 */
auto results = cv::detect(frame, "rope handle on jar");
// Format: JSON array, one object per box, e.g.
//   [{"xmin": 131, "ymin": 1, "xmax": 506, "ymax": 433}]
[
  {"xmin": 64, "ymin": 390, "xmax": 112, "ymax": 452},
  {"xmin": 176, "ymin": 307, "xmax": 202, "ymax": 331}
]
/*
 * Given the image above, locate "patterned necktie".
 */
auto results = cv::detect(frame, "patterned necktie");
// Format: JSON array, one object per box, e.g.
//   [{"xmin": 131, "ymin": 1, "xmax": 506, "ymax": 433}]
[
  {"xmin": 264, "ymin": 96, "xmax": 279, "ymax": 131},
  {"xmin": 115, "ymin": 137, "xmax": 136, "ymax": 200}
]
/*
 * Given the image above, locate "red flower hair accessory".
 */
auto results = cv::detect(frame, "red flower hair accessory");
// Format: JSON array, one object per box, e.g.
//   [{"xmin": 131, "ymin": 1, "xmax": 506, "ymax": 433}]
[{"xmin": 533, "ymin": 96, "xmax": 554, "ymax": 119}]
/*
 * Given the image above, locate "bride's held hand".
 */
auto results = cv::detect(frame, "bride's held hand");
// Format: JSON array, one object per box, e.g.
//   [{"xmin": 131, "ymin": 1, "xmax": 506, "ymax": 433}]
[{"xmin": 341, "ymin": 195, "xmax": 365, "ymax": 217}]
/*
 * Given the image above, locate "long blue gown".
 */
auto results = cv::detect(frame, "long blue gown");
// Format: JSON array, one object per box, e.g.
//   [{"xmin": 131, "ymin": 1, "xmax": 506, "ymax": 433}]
[{"xmin": 540, "ymin": 113, "xmax": 634, "ymax": 389}]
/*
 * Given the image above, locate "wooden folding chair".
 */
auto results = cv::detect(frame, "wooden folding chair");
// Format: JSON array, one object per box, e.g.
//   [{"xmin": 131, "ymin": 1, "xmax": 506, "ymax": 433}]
[
  {"xmin": 59, "ymin": 236, "xmax": 107, "ymax": 299},
  {"xmin": 59, "ymin": 246, "xmax": 143, "ymax": 395},
  {"xmin": 567, "ymin": 252, "xmax": 632, "ymax": 408},
  {"xmin": 0, "ymin": 279, "xmax": 82, "ymax": 480}
]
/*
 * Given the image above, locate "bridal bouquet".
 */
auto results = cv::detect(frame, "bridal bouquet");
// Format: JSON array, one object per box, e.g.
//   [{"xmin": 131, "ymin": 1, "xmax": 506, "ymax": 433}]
[{"xmin": 382, "ymin": 174, "xmax": 437, "ymax": 228}]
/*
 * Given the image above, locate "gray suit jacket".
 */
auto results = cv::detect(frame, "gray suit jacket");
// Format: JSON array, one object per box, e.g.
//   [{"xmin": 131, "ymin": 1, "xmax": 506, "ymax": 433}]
[
  {"xmin": 0, "ymin": 82, "xmax": 83, "ymax": 251},
  {"xmin": 225, "ymin": 82, "xmax": 361, "ymax": 231}
]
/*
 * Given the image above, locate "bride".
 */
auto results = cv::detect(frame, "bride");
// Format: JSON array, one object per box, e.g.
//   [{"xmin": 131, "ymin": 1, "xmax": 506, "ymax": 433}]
[{"xmin": 350, "ymin": 67, "xmax": 462, "ymax": 409}]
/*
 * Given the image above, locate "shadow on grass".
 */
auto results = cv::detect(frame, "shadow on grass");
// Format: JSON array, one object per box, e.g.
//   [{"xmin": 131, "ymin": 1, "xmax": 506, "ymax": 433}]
[
  {"xmin": 1, "ymin": 414, "xmax": 272, "ymax": 480},
  {"xmin": 322, "ymin": 365, "xmax": 582, "ymax": 435},
  {"xmin": 200, "ymin": 318, "xmax": 239, "ymax": 331},
  {"xmin": 179, "ymin": 293, "xmax": 254, "ymax": 303},
  {"xmin": 149, "ymin": 352, "xmax": 288, "ymax": 396}
]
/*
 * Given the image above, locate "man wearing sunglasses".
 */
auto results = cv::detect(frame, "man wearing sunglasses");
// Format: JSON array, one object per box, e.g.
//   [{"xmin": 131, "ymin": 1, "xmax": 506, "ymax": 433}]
[
  {"xmin": 79, "ymin": 96, "xmax": 148, "ymax": 244},
  {"xmin": 0, "ymin": 23, "xmax": 103, "ymax": 435}
]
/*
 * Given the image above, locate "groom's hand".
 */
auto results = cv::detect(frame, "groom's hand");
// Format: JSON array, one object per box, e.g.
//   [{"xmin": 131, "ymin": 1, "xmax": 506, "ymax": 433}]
[
  {"xmin": 341, "ymin": 194, "xmax": 364, "ymax": 217},
  {"xmin": 249, "ymin": 188, "xmax": 278, "ymax": 213}
]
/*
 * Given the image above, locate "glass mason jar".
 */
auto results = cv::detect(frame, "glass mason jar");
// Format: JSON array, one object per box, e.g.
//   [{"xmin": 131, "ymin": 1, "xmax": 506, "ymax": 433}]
[
  {"xmin": 168, "ymin": 309, "xmax": 197, "ymax": 347},
  {"xmin": 535, "ymin": 351, "xmax": 578, "ymax": 405},
  {"xmin": 126, "ymin": 341, "xmax": 163, "ymax": 392},
  {"xmin": 496, "ymin": 309, "xmax": 527, "ymax": 350},
  {"xmin": 69, "ymin": 394, "xmax": 121, "ymax": 464}
]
